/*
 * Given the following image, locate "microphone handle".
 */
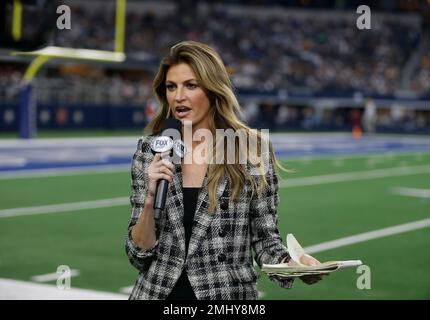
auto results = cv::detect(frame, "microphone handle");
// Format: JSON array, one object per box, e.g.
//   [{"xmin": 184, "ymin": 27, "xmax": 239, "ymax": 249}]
[{"xmin": 153, "ymin": 178, "xmax": 169, "ymax": 219}]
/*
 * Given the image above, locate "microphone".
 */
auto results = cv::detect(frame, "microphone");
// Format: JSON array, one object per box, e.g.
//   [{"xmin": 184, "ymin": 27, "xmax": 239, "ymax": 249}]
[{"xmin": 149, "ymin": 118, "xmax": 185, "ymax": 220}]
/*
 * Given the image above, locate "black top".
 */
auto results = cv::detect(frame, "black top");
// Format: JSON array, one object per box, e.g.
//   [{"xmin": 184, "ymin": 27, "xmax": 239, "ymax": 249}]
[{"xmin": 166, "ymin": 187, "xmax": 200, "ymax": 300}]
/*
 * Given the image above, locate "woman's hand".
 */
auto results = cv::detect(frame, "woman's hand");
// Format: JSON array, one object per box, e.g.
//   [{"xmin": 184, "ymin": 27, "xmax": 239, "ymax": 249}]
[
  {"xmin": 146, "ymin": 153, "xmax": 175, "ymax": 205},
  {"xmin": 288, "ymin": 254, "xmax": 328, "ymax": 285}
]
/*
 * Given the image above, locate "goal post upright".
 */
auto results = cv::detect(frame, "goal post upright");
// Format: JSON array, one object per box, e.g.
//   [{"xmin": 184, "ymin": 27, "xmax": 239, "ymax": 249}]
[{"xmin": 11, "ymin": 0, "xmax": 127, "ymax": 139}]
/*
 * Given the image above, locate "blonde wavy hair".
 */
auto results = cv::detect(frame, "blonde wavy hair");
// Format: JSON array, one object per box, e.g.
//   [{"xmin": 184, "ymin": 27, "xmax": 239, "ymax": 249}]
[{"xmin": 145, "ymin": 40, "xmax": 280, "ymax": 213}]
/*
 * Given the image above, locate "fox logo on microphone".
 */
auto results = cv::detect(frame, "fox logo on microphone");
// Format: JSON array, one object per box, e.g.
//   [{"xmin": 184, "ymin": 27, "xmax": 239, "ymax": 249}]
[{"xmin": 150, "ymin": 136, "xmax": 174, "ymax": 153}]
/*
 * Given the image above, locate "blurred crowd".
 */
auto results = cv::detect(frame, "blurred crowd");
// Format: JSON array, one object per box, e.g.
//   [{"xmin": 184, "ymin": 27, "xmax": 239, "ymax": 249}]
[
  {"xmin": 242, "ymin": 101, "xmax": 430, "ymax": 133},
  {"xmin": 52, "ymin": 5, "xmax": 423, "ymax": 97},
  {"xmin": 1, "ymin": 2, "xmax": 429, "ymax": 134},
  {"xmin": 410, "ymin": 53, "xmax": 430, "ymax": 95},
  {"xmin": 2, "ymin": 4, "xmax": 427, "ymax": 104}
]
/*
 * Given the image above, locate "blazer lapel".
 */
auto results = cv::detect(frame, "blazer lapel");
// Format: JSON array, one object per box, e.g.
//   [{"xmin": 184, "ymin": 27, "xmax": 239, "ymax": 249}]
[
  {"xmin": 186, "ymin": 174, "xmax": 228, "ymax": 259},
  {"xmin": 165, "ymin": 163, "xmax": 186, "ymax": 255}
]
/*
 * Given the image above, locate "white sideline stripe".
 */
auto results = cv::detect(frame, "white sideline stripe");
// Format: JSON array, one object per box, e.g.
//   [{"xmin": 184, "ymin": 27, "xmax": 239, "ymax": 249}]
[
  {"xmin": 0, "ymin": 278, "xmax": 127, "ymax": 300},
  {"xmin": 280, "ymin": 164, "xmax": 430, "ymax": 188},
  {"xmin": 119, "ymin": 285, "xmax": 134, "ymax": 295},
  {"xmin": 390, "ymin": 187, "xmax": 430, "ymax": 199},
  {"xmin": 304, "ymin": 218, "xmax": 430, "ymax": 254},
  {"xmin": 0, "ymin": 197, "xmax": 129, "ymax": 219},
  {"xmin": 0, "ymin": 164, "xmax": 129, "ymax": 180},
  {"xmin": 31, "ymin": 270, "xmax": 80, "ymax": 283}
]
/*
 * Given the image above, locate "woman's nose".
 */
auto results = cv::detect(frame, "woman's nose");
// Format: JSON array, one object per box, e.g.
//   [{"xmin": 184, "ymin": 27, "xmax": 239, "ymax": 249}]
[{"xmin": 174, "ymin": 87, "xmax": 185, "ymax": 102}]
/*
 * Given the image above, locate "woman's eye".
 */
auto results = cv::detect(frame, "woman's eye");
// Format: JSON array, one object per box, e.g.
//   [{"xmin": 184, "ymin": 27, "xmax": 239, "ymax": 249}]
[
  {"xmin": 186, "ymin": 83, "xmax": 197, "ymax": 89},
  {"xmin": 166, "ymin": 84, "xmax": 175, "ymax": 91}
]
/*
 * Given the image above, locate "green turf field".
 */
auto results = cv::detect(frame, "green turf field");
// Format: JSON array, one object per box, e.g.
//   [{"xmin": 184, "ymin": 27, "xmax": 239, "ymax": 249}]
[{"xmin": 1, "ymin": 151, "xmax": 429, "ymax": 299}]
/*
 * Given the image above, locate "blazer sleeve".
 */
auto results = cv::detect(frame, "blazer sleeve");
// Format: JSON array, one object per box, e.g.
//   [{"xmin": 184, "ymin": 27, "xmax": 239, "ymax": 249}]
[
  {"xmin": 249, "ymin": 147, "xmax": 294, "ymax": 289},
  {"xmin": 125, "ymin": 136, "xmax": 158, "ymax": 272}
]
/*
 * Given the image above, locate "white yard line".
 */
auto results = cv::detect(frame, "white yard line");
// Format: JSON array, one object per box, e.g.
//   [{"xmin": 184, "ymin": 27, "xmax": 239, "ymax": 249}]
[
  {"xmin": 389, "ymin": 187, "xmax": 430, "ymax": 199},
  {"xmin": 0, "ymin": 197, "xmax": 129, "ymax": 219},
  {"xmin": 31, "ymin": 270, "xmax": 80, "ymax": 283},
  {"xmin": 0, "ymin": 164, "xmax": 129, "ymax": 180},
  {"xmin": 304, "ymin": 218, "xmax": 430, "ymax": 254},
  {"xmin": 279, "ymin": 164, "xmax": 430, "ymax": 188},
  {"xmin": 0, "ymin": 278, "xmax": 128, "ymax": 300}
]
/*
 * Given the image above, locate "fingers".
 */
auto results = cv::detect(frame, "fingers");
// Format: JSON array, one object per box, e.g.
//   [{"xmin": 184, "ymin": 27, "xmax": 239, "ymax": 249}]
[
  {"xmin": 148, "ymin": 154, "xmax": 175, "ymax": 183},
  {"xmin": 160, "ymin": 158, "xmax": 175, "ymax": 172},
  {"xmin": 157, "ymin": 166, "xmax": 174, "ymax": 182},
  {"xmin": 149, "ymin": 171, "xmax": 173, "ymax": 183},
  {"xmin": 300, "ymin": 254, "xmax": 321, "ymax": 266},
  {"xmin": 160, "ymin": 151, "xmax": 171, "ymax": 159},
  {"xmin": 156, "ymin": 159, "xmax": 175, "ymax": 177},
  {"xmin": 151, "ymin": 153, "xmax": 175, "ymax": 171},
  {"xmin": 287, "ymin": 260, "xmax": 300, "ymax": 267}
]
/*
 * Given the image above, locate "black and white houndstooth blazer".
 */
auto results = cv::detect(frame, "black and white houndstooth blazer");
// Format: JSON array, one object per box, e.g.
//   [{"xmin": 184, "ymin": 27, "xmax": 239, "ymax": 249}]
[{"xmin": 125, "ymin": 135, "xmax": 294, "ymax": 300}]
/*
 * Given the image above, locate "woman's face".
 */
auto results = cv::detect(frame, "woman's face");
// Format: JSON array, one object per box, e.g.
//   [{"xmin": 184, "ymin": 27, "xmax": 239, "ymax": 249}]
[{"xmin": 166, "ymin": 63, "xmax": 211, "ymax": 131}]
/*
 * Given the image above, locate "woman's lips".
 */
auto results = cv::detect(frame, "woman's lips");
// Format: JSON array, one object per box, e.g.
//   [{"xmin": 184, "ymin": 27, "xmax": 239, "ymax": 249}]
[{"xmin": 176, "ymin": 106, "xmax": 191, "ymax": 118}]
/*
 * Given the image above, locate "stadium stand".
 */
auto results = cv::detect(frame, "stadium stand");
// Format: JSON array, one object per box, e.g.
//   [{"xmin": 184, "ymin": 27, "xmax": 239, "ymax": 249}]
[{"xmin": 1, "ymin": 0, "xmax": 430, "ymax": 134}]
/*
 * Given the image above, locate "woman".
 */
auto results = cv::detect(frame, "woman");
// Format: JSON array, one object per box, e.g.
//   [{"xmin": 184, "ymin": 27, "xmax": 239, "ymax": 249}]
[{"xmin": 125, "ymin": 41, "xmax": 323, "ymax": 300}]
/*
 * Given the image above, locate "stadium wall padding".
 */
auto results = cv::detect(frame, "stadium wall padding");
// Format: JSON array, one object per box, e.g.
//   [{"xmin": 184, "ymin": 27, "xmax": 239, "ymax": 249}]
[{"xmin": 0, "ymin": 104, "xmax": 148, "ymax": 131}]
